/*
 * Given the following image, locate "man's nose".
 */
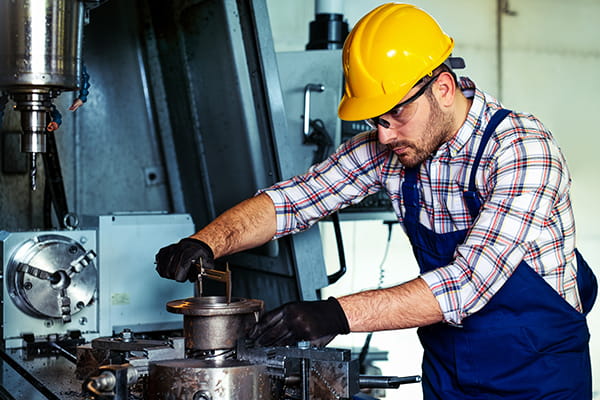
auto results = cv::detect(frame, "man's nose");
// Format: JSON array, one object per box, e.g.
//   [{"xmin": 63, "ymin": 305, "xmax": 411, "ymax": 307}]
[{"xmin": 378, "ymin": 126, "xmax": 397, "ymax": 145}]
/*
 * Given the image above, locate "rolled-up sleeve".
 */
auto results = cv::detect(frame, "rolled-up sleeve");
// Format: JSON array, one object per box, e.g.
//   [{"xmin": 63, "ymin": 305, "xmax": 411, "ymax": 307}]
[{"xmin": 259, "ymin": 131, "xmax": 388, "ymax": 238}]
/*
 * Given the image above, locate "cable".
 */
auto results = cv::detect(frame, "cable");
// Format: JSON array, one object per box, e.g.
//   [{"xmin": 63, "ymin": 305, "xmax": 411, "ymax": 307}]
[
  {"xmin": 327, "ymin": 211, "xmax": 347, "ymax": 284},
  {"xmin": 377, "ymin": 221, "xmax": 395, "ymax": 289}
]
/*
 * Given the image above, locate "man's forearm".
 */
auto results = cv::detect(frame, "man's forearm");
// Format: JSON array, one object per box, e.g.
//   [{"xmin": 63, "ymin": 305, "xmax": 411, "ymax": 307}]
[
  {"xmin": 337, "ymin": 277, "xmax": 444, "ymax": 332},
  {"xmin": 190, "ymin": 193, "xmax": 277, "ymax": 259}
]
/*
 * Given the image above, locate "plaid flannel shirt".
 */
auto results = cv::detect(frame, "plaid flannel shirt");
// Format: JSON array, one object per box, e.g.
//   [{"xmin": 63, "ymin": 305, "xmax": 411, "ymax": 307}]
[{"xmin": 260, "ymin": 77, "xmax": 580, "ymax": 325}]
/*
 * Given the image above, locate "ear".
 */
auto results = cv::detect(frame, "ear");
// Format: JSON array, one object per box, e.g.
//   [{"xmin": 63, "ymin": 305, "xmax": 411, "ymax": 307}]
[{"xmin": 434, "ymin": 71, "xmax": 456, "ymax": 109}]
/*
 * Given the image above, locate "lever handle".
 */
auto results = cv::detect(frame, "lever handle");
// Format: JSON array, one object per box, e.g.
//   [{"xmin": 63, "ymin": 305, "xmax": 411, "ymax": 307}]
[{"xmin": 303, "ymin": 83, "xmax": 325, "ymax": 138}]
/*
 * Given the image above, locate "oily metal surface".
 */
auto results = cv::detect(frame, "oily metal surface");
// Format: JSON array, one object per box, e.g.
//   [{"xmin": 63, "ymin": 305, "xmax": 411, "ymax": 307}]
[
  {"xmin": 167, "ymin": 296, "xmax": 263, "ymax": 352},
  {"xmin": 1, "ymin": 348, "xmax": 83, "ymax": 400},
  {"xmin": 166, "ymin": 296, "xmax": 263, "ymax": 316},
  {"xmin": 0, "ymin": 0, "xmax": 83, "ymax": 89},
  {"xmin": 147, "ymin": 359, "xmax": 271, "ymax": 400},
  {"xmin": 182, "ymin": 313, "xmax": 259, "ymax": 352}
]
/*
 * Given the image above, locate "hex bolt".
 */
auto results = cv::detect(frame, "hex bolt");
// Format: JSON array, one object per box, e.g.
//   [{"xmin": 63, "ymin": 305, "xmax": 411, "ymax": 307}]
[
  {"xmin": 120, "ymin": 328, "xmax": 134, "ymax": 342},
  {"xmin": 297, "ymin": 341, "xmax": 311, "ymax": 349}
]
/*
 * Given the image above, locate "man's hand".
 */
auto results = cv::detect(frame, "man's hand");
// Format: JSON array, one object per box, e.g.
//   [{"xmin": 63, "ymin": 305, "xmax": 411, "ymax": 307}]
[
  {"xmin": 155, "ymin": 238, "xmax": 214, "ymax": 282},
  {"xmin": 248, "ymin": 297, "xmax": 350, "ymax": 347}
]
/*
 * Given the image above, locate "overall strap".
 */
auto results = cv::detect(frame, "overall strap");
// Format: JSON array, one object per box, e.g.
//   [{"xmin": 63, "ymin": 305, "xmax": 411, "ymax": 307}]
[
  {"xmin": 401, "ymin": 166, "xmax": 419, "ymax": 239},
  {"xmin": 463, "ymin": 108, "xmax": 512, "ymax": 218}
]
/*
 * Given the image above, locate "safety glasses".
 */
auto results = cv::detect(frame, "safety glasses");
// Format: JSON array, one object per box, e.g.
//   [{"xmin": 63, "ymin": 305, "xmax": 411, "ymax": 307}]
[{"xmin": 365, "ymin": 73, "xmax": 441, "ymax": 129}]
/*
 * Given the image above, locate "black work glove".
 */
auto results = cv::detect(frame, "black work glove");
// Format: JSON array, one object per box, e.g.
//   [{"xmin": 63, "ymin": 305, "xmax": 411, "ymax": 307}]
[
  {"xmin": 155, "ymin": 238, "xmax": 214, "ymax": 282},
  {"xmin": 248, "ymin": 297, "xmax": 350, "ymax": 347}
]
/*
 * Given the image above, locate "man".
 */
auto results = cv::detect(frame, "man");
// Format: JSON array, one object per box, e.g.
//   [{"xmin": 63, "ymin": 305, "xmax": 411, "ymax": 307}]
[{"xmin": 155, "ymin": 3, "xmax": 597, "ymax": 399}]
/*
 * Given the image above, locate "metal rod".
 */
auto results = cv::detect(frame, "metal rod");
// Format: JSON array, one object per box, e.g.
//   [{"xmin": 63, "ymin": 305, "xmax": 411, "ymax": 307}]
[
  {"xmin": 301, "ymin": 358, "xmax": 310, "ymax": 400},
  {"xmin": 49, "ymin": 342, "xmax": 77, "ymax": 364},
  {"xmin": 358, "ymin": 374, "xmax": 422, "ymax": 388},
  {"xmin": 0, "ymin": 348, "xmax": 62, "ymax": 400}
]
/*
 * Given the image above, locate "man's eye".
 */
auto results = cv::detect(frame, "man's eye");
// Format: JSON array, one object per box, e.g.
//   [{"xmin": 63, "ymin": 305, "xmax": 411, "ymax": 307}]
[{"xmin": 389, "ymin": 107, "xmax": 404, "ymax": 117}]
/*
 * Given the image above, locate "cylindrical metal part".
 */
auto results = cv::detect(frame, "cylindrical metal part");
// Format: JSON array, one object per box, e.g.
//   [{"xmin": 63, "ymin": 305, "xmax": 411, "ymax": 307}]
[
  {"xmin": 147, "ymin": 359, "xmax": 271, "ymax": 400},
  {"xmin": 21, "ymin": 130, "xmax": 46, "ymax": 153},
  {"xmin": 13, "ymin": 90, "xmax": 54, "ymax": 152},
  {"xmin": 167, "ymin": 296, "xmax": 263, "ymax": 353},
  {"xmin": 306, "ymin": 0, "xmax": 348, "ymax": 50},
  {"xmin": 0, "ymin": 0, "xmax": 84, "ymax": 90},
  {"xmin": 315, "ymin": 0, "xmax": 344, "ymax": 15}
]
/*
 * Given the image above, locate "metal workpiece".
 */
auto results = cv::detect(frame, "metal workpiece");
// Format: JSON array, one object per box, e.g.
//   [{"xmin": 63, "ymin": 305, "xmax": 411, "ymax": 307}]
[
  {"xmin": 148, "ymin": 359, "xmax": 270, "ymax": 400},
  {"xmin": 167, "ymin": 296, "xmax": 263, "ymax": 355},
  {"xmin": 167, "ymin": 296, "xmax": 264, "ymax": 317}
]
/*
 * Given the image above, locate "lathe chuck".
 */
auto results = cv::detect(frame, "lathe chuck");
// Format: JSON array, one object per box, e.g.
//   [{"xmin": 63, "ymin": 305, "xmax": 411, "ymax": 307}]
[{"xmin": 6, "ymin": 234, "xmax": 97, "ymax": 322}]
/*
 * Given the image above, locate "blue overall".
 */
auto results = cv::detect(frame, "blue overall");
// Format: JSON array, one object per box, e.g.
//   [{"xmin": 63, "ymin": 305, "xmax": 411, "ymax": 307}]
[{"xmin": 402, "ymin": 109, "xmax": 598, "ymax": 399}]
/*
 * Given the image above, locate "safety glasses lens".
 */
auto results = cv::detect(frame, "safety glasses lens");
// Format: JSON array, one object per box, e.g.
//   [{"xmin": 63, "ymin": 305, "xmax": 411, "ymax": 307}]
[
  {"xmin": 364, "ymin": 73, "xmax": 440, "ymax": 130},
  {"xmin": 365, "ymin": 102, "xmax": 418, "ymax": 129}
]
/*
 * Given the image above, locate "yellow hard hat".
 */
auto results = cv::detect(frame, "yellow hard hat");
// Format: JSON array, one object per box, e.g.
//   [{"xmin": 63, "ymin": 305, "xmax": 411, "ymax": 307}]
[{"xmin": 338, "ymin": 3, "xmax": 455, "ymax": 121}]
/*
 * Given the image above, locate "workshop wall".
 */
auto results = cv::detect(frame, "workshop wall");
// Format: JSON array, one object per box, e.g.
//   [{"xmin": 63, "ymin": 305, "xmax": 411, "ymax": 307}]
[{"xmin": 267, "ymin": 1, "xmax": 600, "ymax": 399}]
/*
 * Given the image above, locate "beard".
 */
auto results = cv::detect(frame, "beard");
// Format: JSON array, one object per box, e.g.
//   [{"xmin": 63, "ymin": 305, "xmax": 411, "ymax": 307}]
[{"xmin": 391, "ymin": 96, "xmax": 454, "ymax": 168}]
